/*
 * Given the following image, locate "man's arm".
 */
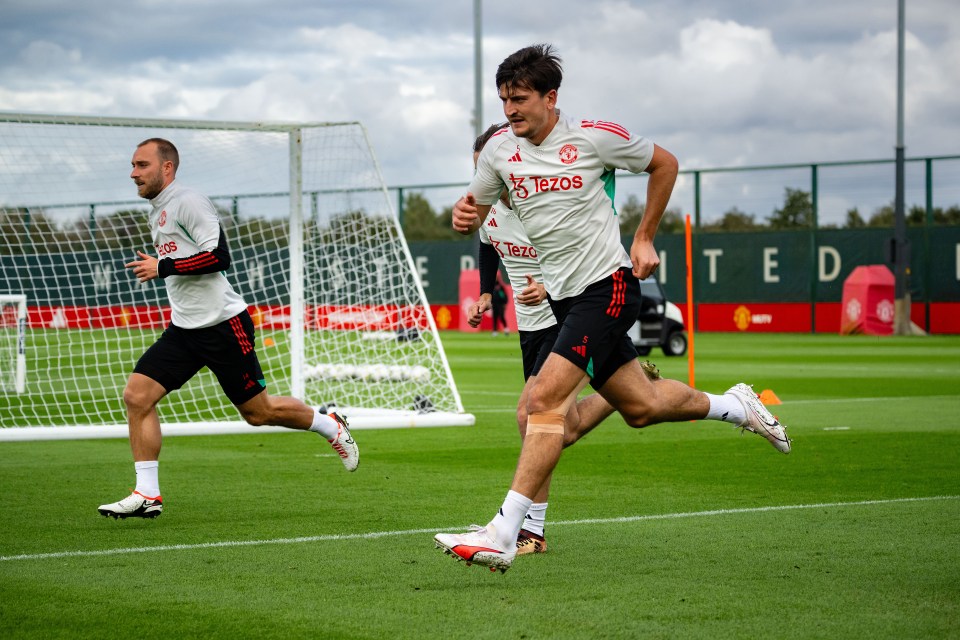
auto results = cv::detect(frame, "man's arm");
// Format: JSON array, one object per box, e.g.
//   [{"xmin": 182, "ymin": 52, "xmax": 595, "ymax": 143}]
[
  {"xmin": 630, "ymin": 144, "xmax": 679, "ymax": 279},
  {"xmin": 156, "ymin": 227, "xmax": 232, "ymax": 278},
  {"xmin": 452, "ymin": 193, "xmax": 492, "ymax": 235},
  {"xmin": 467, "ymin": 294, "xmax": 492, "ymax": 328},
  {"xmin": 515, "ymin": 274, "xmax": 547, "ymax": 307},
  {"xmin": 478, "ymin": 241, "xmax": 501, "ymax": 296},
  {"xmin": 467, "ymin": 239, "xmax": 501, "ymax": 328}
]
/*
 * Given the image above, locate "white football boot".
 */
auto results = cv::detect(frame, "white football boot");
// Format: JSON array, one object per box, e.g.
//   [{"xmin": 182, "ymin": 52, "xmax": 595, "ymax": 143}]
[
  {"xmin": 326, "ymin": 412, "xmax": 359, "ymax": 472},
  {"xmin": 725, "ymin": 383, "xmax": 792, "ymax": 454},
  {"xmin": 98, "ymin": 491, "xmax": 163, "ymax": 519},
  {"xmin": 434, "ymin": 524, "xmax": 516, "ymax": 573}
]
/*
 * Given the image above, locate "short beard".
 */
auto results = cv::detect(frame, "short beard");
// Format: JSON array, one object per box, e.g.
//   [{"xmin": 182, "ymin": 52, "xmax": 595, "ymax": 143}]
[{"xmin": 139, "ymin": 178, "xmax": 163, "ymax": 200}]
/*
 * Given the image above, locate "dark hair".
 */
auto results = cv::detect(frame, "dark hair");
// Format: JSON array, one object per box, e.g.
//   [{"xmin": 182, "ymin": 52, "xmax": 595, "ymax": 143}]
[
  {"xmin": 495, "ymin": 44, "xmax": 562, "ymax": 95},
  {"xmin": 137, "ymin": 138, "xmax": 180, "ymax": 171},
  {"xmin": 473, "ymin": 122, "xmax": 509, "ymax": 153}
]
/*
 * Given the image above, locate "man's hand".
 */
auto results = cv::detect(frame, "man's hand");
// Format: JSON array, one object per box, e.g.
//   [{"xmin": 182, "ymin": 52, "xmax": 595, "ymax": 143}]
[
  {"xmin": 629, "ymin": 238, "xmax": 660, "ymax": 280},
  {"xmin": 467, "ymin": 293, "xmax": 492, "ymax": 328},
  {"xmin": 516, "ymin": 274, "xmax": 546, "ymax": 306},
  {"xmin": 125, "ymin": 250, "xmax": 160, "ymax": 283},
  {"xmin": 452, "ymin": 193, "xmax": 480, "ymax": 235}
]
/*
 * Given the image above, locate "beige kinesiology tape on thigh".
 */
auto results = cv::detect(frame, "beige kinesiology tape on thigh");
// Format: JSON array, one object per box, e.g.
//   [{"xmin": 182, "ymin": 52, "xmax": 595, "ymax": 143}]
[{"xmin": 526, "ymin": 411, "xmax": 565, "ymax": 436}]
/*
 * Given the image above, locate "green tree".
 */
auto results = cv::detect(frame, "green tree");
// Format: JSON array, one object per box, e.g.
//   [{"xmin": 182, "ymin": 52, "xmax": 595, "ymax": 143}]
[
  {"xmin": 617, "ymin": 194, "xmax": 644, "ymax": 235},
  {"xmin": 703, "ymin": 206, "xmax": 759, "ymax": 232},
  {"xmin": 89, "ymin": 208, "xmax": 151, "ymax": 251},
  {"xmin": 936, "ymin": 205, "xmax": 960, "ymax": 225},
  {"xmin": 617, "ymin": 194, "xmax": 683, "ymax": 235},
  {"xmin": 401, "ymin": 193, "xmax": 466, "ymax": 241},
  {"xmin": 658, "ymin": 208, "xmax": 685, "ymax": 234},
  {"xmin": 867, "ymin": 202, "xmax": 960, "ymax": 227},
  {"xmin": 844, "ymin": 207, "xmax": 866, "ymax": 228},
  {"xmin": 768, "ymin": 187, "xmax": 813, "ymax": 229}
]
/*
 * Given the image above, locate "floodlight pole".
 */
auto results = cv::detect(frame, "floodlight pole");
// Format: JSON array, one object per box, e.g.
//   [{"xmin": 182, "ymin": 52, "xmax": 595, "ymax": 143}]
[
  {"xmin": 473, "ymin": 0, "xmax": 483, "ymax": 138},
  {"xmin": 892, "ymin": 0, "xmax": 912, "ymax": 335}
]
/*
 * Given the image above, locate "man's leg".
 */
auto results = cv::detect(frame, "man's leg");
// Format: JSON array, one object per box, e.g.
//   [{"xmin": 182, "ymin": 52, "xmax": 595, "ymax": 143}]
[
  {"xmin": 124, "ymin": 373, "xmax": 167, "ymax": 461},
  {"xmin": 514, "ymin": 369, "xmax": 615, "ymax": 554},
  {"xmin": 98, "ymin": 373, "xmax": 167, "ymax": 519},
  {"xmin": 598, "ymin": 359, "xmax": 709, "ymax": 427},
  {"xmin": 236, "ymin": 392, "xmax": 313, "ymax": 429},
  {"xmin": 236, "ymin": 392, "xmax": 359, "ymax": 472},
  {"xmin": 481, "ymin": 355, "xmax": 587, "ymax": 552},
  {"xmin": 598, "ymin": 359, "xmax": 791, "ymax": 452},
  {"xmin": 434, "ymin": 354, "xmax": 586, "ymax": 571},
  {"xmin": 213, "ymin": 310, "xmax": 359, "ymax": 472},
  {"xmin": 513, "ymin": 380, "xmax": 550, "ymax": 554}
]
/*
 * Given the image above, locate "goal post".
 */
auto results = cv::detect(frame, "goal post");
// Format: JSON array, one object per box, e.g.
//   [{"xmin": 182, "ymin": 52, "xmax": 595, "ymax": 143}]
[
  {"xmin": 0, "ymin": 113, "xmax": 473, "ymax": 440},
  {"xmin": 0, "ymin": 294, "xmax": 26, "ymax": 395}
]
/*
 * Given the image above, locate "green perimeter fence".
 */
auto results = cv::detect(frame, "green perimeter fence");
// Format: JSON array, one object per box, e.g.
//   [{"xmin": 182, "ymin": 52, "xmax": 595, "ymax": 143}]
[{"xmin": 3, "ymin": 155, "xmax": 959, "ymax": 329}]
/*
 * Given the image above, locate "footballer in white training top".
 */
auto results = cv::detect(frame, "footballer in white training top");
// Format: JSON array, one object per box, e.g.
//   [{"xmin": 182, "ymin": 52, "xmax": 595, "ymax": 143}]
[{"xmin": 469, "ymin": 111, "xmax": 655, "ymax": 300}]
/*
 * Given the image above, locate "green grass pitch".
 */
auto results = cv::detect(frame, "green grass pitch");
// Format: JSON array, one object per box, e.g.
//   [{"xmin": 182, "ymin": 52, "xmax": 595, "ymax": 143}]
[{"xmin": 1, "ymin": 332, "xmax": 958, "ymax": 639}]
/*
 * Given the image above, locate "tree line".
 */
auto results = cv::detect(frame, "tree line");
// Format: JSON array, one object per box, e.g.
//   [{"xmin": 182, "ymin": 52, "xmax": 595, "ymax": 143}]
[
  {"xmin": 2, "ymin": 186, "xmax": 958, "ymax": 254},
  {"xmin": 0, "ymin": 205, "xmax": 392, "ymax": 255},
  {"xmin": 399, "ymin": 187, "xmax": 960, "ymax": 241}
]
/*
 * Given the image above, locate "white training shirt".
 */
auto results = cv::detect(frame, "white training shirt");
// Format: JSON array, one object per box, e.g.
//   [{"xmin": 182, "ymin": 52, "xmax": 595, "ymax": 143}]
[
  {"xmin": 469, "ymin": 112, "xmax": 655, "ymax": 300},
  {"xmin": 147, "ymin": 180, "xmax": 247, "ymax": 329},
  {"xmin": 478, "ymin": 200, "xmax": 556, "ymax": 332}
]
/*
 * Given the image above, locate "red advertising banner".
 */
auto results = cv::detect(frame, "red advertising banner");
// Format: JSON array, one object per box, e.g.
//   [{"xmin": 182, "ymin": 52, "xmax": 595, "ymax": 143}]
[
  {"xmin": 696, "ymin": 303, "xmax": 812, "ymax": 333},
  {"xmin": 18, "ymin": 301, "xmax": 955, "ymax": 334}
]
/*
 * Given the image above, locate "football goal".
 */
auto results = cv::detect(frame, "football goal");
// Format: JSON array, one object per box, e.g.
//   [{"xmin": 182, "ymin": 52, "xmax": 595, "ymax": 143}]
[{"xmin": 0, "ymin": 113, "xmax": 473, "ymax": 440}]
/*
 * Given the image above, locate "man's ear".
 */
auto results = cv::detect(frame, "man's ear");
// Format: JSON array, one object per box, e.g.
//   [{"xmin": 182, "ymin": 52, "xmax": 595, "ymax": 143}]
[{"xmin": 545, "ymin": 89, "xmax": 558, "ymax": 109}]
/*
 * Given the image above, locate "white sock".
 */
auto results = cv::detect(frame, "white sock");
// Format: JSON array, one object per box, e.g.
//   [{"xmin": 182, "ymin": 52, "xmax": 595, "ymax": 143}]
[
  {"xmin": 489, "ymin": 490, "xmax": 533, "ymax": 548},
  {"xmin": 308, "ymin": 408, "xmax": 339, "ymax": 440},
  {"xmin": 522, "ymin": 502, "xmax": 548, "ymax": 537},
  {"xmin": 705, "ymin": 392, "xmax": 746, "ymax": 424},
  {"xmin": 134, "ymin": 461, "xmax": 160, "ymax": 498}
]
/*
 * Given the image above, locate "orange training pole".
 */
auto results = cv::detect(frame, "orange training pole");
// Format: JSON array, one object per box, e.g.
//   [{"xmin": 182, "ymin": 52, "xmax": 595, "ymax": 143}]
[{"xmin": 684, "ymin": 214, "xmax": 695, "ymax": 388}]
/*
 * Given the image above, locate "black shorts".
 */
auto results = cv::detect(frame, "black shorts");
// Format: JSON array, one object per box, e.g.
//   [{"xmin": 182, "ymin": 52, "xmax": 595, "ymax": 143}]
[
  {"xmin": 519, "ymin": 324, "xmax": 559, "ymax": 380},
  {"xmin": 548, "ymin": 267, "xmax": 641, "ymax": 390},
  {"xmin": 134, "ymin": 310, "xmax": 266, "ymax": 406}
]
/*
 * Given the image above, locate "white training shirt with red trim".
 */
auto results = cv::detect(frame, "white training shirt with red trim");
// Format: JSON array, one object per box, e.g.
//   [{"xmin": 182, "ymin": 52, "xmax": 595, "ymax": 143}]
[
  {"xmin": 478, "ymin": 200, "xmax": 555, "ymax": 332},
  {"xmin": 148, "ymin": 180, "xmax": 247, "ymax": 329},
  {"xmin": 469, "ymin": 112, "xmax": 655, "ymax": 300}
]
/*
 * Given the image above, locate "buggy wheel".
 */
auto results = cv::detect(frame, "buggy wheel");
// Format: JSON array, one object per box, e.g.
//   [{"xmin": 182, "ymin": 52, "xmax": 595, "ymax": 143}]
[{"xmin": 662, "ymin": 332, "xmax": 687, "ymax": 356}]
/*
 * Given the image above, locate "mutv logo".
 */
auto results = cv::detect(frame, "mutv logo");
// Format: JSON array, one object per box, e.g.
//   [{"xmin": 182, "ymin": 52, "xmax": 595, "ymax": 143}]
[{"xmin": 734, "ymin": 305, "xmax": 773, "ymax": 331}]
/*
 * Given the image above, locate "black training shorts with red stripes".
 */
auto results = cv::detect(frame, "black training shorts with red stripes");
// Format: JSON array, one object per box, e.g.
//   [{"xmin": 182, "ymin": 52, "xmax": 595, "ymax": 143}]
[
  {"xmin": 547, "ymin": 266, "xmax": 641, "ymax": 390},
  {"xmin": 133, "ymin": 309, "xmax": 266, "ymax": 406},
  {"xmin": 519, "ymin": 324, "xmax": 560, "ymax": 380}
]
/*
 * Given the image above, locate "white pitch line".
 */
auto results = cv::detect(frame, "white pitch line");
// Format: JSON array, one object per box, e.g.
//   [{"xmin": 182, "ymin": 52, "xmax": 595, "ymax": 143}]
[
  {"xmin": 1, "ymin": 495, "xmax": 956, "ymax": 563},
  {"xmin": 785, "ymin": 394, "xmax": 960, "ymax": 405}
]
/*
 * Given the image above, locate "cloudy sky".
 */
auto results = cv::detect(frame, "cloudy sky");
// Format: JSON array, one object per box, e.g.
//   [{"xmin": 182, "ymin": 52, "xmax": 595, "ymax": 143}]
[{"xmin": 2, "ymin": 0, "xmax": 958, "ymax": 222}]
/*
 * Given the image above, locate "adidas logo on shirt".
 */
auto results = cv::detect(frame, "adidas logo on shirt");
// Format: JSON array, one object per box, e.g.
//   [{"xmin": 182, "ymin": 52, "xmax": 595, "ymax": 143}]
[{"xmin": 508, "ymin": 148, "xmax": 522, "ymax": 163}]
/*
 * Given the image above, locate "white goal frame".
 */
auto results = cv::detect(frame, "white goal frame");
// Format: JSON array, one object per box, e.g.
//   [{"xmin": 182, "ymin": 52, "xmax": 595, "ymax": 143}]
[
  {"xmin": 0, "ymin": 294, "xmax": 27, "ymax": 395},
  {"xmin": 0, "ymin": 113, "xmax": 473, "ymax": 440}
]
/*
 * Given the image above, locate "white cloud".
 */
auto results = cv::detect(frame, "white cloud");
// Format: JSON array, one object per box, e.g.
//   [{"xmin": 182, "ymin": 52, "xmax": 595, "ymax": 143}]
[
  {"xmin": 18, "ymin": 40, "xmax": 82, "ymax": 69},
  {"xmin": 0, "ymin": 0, "xmax": 957, "ymax": 211}
]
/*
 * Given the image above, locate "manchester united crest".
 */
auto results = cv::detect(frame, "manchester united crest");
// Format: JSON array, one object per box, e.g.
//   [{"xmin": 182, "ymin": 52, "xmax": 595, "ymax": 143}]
[
  {"xmin": 559, "ymin": 144, "xmax": 578, "ymax": 165},
  {"xmin": 159, "ymin": 210, "xmax": 167, "ymax": 227}
]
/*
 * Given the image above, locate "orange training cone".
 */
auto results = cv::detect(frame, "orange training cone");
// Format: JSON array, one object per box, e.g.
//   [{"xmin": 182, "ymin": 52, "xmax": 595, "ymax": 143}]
[{"xmin": 759, "ymin": 389, "xmax": 782, "ymax": 406}]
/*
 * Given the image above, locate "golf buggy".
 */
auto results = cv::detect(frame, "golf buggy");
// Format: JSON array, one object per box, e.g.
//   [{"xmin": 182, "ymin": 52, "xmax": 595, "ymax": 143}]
[{"xmin": 626, "ymin": 276, "xmax": 687, "ymax": 356}]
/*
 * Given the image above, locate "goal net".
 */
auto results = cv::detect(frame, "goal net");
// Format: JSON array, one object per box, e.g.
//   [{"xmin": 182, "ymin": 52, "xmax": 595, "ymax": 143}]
[{"xmin": 0, "ymin": 113, "xmax": 472, "ymax": 440}]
